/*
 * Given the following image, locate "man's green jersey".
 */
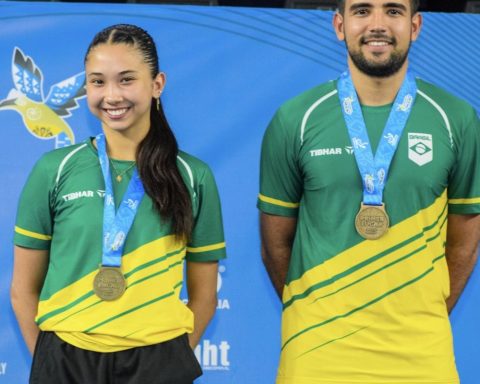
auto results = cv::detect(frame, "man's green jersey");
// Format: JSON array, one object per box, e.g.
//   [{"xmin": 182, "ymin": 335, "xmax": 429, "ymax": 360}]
[
  {"xmin": 258, "ymin": 79, "xmax": 480, "ymax": 384},
  {"xmin": 15, "ymin": 138, "xmax": 226, "ymax": 352}
]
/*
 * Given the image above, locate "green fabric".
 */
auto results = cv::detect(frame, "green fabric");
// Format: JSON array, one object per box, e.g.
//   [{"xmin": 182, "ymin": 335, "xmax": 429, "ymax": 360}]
[{"xmin": 15, "ymin": 138, "xmax": 226, "ymax": 300}]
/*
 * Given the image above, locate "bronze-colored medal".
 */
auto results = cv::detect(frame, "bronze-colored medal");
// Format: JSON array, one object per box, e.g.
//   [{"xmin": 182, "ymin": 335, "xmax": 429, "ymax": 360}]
[
  {"xmin": 93, "ymin": 266, "xmax": 126, "ymax": 301},
  {"xmin": 355, "ymin": 203, "xmax": 389, "ymax": 240}
]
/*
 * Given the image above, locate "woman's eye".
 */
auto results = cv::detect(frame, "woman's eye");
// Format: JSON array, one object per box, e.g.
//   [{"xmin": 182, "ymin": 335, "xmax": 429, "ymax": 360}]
[{"xmin": 89, "ymin": 79, "xmax": 103, "ymax": 86}]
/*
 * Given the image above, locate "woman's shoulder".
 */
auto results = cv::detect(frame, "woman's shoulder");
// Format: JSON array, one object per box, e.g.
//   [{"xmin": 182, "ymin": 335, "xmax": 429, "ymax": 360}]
[
  {"xmin": 33, "ymin": 140, "xmax": 92, "ymax": 173},
  {"xmin": 177, "ymin": 150, "xmax": 211, "ymax": 171},
  {"xmin": 177, "ymin": 150, "xmax": 216, "ymax": 185}
]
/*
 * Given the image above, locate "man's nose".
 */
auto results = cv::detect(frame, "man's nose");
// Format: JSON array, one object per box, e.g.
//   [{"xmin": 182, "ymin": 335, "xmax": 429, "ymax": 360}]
[{"xmin": 368, "ymin": 10, "xmax": 388, "ymax": 33}]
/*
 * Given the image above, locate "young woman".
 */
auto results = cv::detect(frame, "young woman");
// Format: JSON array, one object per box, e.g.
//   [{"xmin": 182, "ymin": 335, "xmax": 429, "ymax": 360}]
[{"xmin": 11, "ymin": 24, "xmax": 226, "ymax": 384}]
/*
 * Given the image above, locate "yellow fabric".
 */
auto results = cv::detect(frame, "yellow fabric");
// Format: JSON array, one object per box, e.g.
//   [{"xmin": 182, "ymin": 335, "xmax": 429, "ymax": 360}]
[
  {"xmin": 258, "ymin": 193, "xmax": 300, "ymax": 208},
  {"xmin": 37, "ymin": 235, "xmax": 193, "ymax": 352},
  {"xmin": 278, "ymin": 190, "xmax": 459, "ymax": 383},
  {"xmin": 15, "ymin": 226, "xmax": 52, "ymax": 240}
]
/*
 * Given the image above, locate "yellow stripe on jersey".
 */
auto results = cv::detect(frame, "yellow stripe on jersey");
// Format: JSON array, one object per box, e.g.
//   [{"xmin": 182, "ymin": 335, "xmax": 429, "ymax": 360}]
[
  {"xmin": 283, "ymin": 189, "xmax": 448, "ymax": 306},
  {"xmin": 15, "ymin": 226, "xmax": 52, "ymax": 240},
  {"xmin": 278, "ymin": 190, "xmax": 452, "ymax": 373},
  {"xmin": 448, "ymin": 197, "xmax": 480, "ymax": 205},
  {"xmin": 37, "ymin": 235, "xmax": 186, "ymax": 332},
  {"xmin": 258, "ymin": 193, "xmax": 300, "ymax": 208},
  {"xmin": 187, "ymin": 242, "xmax": 226, "ymax": 253}
]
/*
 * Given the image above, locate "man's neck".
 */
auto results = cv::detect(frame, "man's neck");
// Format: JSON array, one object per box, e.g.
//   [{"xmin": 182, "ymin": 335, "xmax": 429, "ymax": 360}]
[{"xmin": 349, "ymin": 60, "xmax": 409, "ymax": 106}]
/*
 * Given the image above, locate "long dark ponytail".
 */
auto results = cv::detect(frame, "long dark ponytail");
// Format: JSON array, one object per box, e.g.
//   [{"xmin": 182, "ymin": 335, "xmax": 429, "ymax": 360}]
[{"xmin": 85, "ymin": 24, "xmax": 193, "ymax": 239}]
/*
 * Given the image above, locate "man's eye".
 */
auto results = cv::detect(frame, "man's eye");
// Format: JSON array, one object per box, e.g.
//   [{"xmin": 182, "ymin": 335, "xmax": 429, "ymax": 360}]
[
  {"xmin": 354, "ymin": 8, "xmax": 369, "ymax": 15},
  {"xmin": 388, "ymin": 9, "xmax": 403, "ymax": 15}
]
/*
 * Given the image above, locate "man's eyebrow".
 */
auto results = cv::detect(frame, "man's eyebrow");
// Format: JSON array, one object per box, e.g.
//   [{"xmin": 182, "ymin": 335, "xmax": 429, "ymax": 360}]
[
  {"xmin": 349, "ymin": 2, "xmax": 373, "ymax": 12},
  {"xmin": 348, "ymin": 2, "xmax": 408, "ymax": 12},
  {"xmin": 383, "ymin": 2, "xmax": 408, "ymax": 11}
]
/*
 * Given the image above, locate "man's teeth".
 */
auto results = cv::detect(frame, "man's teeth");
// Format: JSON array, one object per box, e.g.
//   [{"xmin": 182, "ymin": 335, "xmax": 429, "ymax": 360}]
[
  {"xmin": 367, "ymin": 41, "xmax": 389, "ymax": 46},
  {"xmin": 107, "ymin": 108, "xmax": 127, "ymax": 116}
]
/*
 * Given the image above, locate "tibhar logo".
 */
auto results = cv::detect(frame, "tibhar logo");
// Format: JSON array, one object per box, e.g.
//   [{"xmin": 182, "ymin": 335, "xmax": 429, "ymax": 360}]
[
  {"xmin": 344, "ymin": 146, "xmax": 354, "ymax": 155},
  {"xmin": 62, "ymin": 190, "xmax": 94, "ymax": 201},
  {"xmin": 0, "ymin": 47, "xmax": 86, "ymax": 149},
  {"xmin": 0, "ymin": 362, "xmax": 6, "ymax": 375},
  {"xmin": 310, "ymin": 148, "xmax": 342, "ymax": 157},
  {"xmin": 194, "ymin": 340, "xmax": 230, "ymax": 371},
  {"xmin": 408, "ymin": 132, "xmax": 433, "ymax": 166}
]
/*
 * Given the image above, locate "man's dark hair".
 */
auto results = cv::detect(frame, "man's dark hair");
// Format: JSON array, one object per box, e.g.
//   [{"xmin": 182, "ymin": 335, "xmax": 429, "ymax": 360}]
[{"xmin": 336, "ymin": 0, "xmax": 420, "ymax": 15}]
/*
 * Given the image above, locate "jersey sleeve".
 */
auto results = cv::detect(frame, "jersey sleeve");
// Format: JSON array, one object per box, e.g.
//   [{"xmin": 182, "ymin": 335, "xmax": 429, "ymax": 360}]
[
  {"xmin": 257, "ymin": 107, "xmax": 302, "ymax": 217},
  {"xmin": 14, "ymin": 156, "xmax": 55, "ymax": 250},
  {"xmin": 186, "ymin": 165, "xmax": 226, "ymax": 262},
  {"xmin": 448, "ymin": 107, "xmax": 480, "ymax": 214}
]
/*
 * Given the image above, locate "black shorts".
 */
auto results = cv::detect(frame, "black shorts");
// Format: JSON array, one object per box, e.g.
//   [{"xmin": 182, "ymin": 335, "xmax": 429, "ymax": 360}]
[{"xmin": 29, "ymin": 331, "xmax": 202, "ymax": 384}]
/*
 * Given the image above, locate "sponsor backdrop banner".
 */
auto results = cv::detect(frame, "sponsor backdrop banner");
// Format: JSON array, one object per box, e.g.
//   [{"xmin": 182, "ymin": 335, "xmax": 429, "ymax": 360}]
[{"xmin": 0, "ymin": 2, "xmax": 479, "ymax": 383}]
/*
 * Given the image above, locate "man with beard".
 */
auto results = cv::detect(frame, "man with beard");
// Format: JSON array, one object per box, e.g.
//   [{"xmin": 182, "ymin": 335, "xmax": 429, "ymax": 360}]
[{"xmin": 257, "ymin": 1, "xmax": 480, "ymax": 383}]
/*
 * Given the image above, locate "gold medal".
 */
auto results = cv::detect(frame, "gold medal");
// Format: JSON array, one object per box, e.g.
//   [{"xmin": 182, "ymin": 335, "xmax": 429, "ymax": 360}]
[
  {"xmin": 355, "ymin": 203, "xmax": 389, "ymax": 240},
  {"xmin": 93, "ymin": 266, "xmax": 126, "ymax": 301}
]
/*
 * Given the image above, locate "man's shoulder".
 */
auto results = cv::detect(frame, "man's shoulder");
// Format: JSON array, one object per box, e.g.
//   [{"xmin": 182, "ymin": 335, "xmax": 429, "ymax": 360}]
[
  {"xmin": 416, "ymin": 78, "xmax": 475, "ymax": 115},
  {"xmin": 278, "ymin": 80, "xmax": 339, "ymax": 118}
]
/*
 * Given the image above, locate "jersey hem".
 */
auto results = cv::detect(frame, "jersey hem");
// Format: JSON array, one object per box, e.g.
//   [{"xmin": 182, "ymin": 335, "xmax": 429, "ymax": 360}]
[
  {"xmin": 13, "ymin": 236, "xmax": 50, "ymax": 250},
  {"xmin": 276, "ymin": 377, "xmax": 460, "ymax": 384},
  {"xmin": 257, "ymin": 200, "xmax": 299, "ymax": 217},
  {"xmin": 448, "ymin": 203, "xmax": 480, "ymax": 215},
  {"xmin": 54, "ymin": 328, "xmax": 188, "ymax": 353}
]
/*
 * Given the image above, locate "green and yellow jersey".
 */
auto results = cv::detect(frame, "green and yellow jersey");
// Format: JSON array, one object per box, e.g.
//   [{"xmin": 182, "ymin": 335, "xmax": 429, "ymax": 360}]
[
  {"xmin": 258, "ymin": 79, "xmax": 480, "ymax": 384},
  {"xmin": 15, "ymin": 138, "xmax": 226, "ymax": 352}
]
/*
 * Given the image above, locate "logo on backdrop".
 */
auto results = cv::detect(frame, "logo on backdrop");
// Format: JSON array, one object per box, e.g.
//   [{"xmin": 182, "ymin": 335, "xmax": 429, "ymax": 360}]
[
  {"xmin": 0, "ymin": 362, "xmax": 6, "ymax": 376},
  {"xmin": 0, "ymin": 47, "xmax": 86, "ymax": 148},
  {"xmin": 194, "ymin": 340, "xmax": 231, "ymax": 371},
  {"xmin": 408, "ymin": 133, "xmax": 433, "ymax": 166},
  {"xmin": 181, "ymin": 263, "xmax": 230, "ymax": 310},
  {"xmin": 216, "ymin": 264, "xmax": 230, "ymax": 310}
]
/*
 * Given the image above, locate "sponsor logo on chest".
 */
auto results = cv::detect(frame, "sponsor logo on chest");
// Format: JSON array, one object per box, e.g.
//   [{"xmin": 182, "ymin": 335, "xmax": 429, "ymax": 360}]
[
  {"xmin": 62, "ymin": 189, "xmax": 105, "ymax": 201},
  {"xmin": 310, "ymin": 146, "xmax": 354, "ymax": 157},
  {"xmin": 310, "ymin": 132, "xmax": 434, "ymax": 166}
]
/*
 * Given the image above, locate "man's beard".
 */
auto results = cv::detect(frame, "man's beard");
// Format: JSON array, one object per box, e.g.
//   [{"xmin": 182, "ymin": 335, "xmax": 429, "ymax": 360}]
[{"xmin": 346, "ymin": 36, "xmax": 410, "ymax": 78}]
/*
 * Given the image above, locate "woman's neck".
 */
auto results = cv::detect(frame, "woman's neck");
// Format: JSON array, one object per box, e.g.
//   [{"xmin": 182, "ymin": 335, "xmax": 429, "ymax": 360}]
[{"xmin": 102, "ymin": 129, "xmax": 147, "ymax": 161}]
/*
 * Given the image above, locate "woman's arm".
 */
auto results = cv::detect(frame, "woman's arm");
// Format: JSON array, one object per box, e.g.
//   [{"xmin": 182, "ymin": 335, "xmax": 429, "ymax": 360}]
[
  {"xmin": 10, "ymin": 246, "xmax": 49, "ymax": 354},
  {"xmin": 186, "ymin": 260, "xmax": 218, "ymax": 348}
]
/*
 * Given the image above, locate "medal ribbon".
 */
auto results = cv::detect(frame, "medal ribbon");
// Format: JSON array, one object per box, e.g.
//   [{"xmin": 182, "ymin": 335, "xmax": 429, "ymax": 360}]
[
  {"xmin": 96, "ymin": 134, "xmax": 145, "ymax": 267},
  {"xmin": 338, "ymin": 71, "xmax": 417, "ymax": 206}
]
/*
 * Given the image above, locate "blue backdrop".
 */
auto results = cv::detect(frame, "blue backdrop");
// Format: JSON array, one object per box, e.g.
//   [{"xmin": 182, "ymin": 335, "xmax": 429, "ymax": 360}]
[{"xmin": 0, "ymin": 2, "xmax": 479, "ymax": 383}]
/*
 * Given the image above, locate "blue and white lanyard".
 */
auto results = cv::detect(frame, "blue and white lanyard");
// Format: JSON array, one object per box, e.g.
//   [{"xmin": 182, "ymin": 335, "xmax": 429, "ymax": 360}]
[
  {"xmin": 337, "ymin": 71, "xmax": 417, "ymax": 206},
  {"xmin": 96, "ymin": 134, "xmax": 145, "ymax": 267}
]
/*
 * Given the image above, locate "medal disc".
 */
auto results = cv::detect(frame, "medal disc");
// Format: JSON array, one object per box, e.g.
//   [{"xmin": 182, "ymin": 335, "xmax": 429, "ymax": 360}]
[
  {"xmin": 93, "ymin": 267, "xmax": 126, "ymax": 301},
  {"xmin": 355, "ymin": 203, "xmax": 389, "ymax": 240}
]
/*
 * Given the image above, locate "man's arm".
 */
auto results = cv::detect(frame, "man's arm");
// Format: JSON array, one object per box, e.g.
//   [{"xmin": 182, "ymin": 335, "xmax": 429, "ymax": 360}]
[
  {"xmin": 445, "ymin": 213, "xmax": 480, "ymax": 313},
  {"xmin": 186, "ymin": 260, "xmax": 218, "ymax": 348},
  {"xmin": 10, "ymin": 246, "xmax": 49, "ymax": 354},
  {"xmin": 260, "ymin": 212, "xmax": 298, "ymax": 300}
]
